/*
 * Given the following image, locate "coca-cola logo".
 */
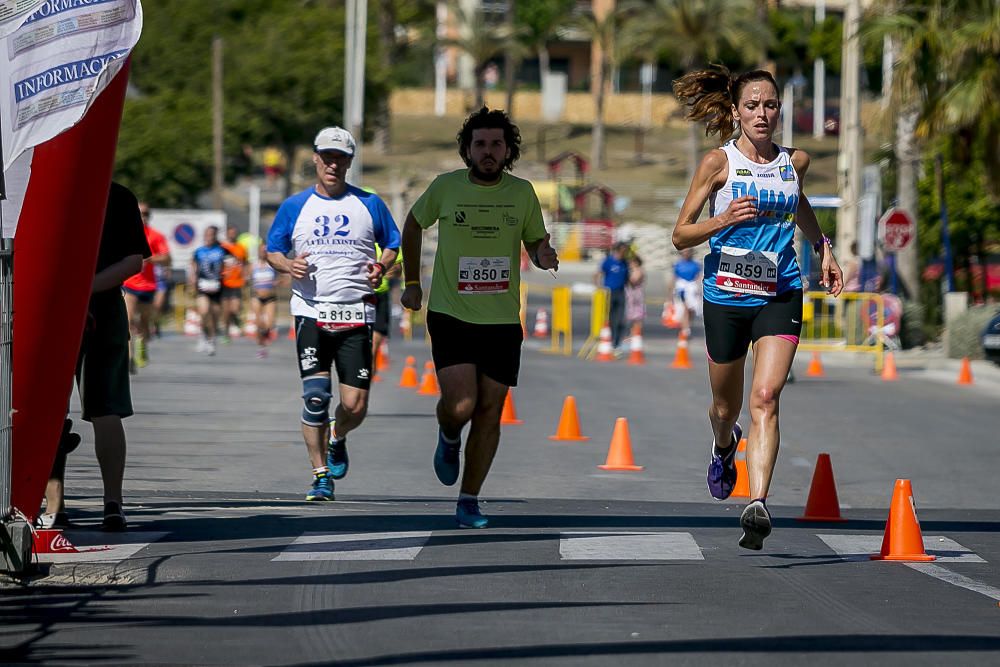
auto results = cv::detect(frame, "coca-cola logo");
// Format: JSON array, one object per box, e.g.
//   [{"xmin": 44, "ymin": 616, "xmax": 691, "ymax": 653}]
[{"xmin": 49, "ymin": 533, "xmax": 76, "ymax": 552}]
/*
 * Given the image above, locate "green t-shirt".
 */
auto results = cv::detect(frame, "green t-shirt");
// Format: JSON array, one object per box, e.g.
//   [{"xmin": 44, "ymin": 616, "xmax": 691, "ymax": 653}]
[{"xmin": 411, "ymin": 169, "xmax": 546, "ymax": 324}]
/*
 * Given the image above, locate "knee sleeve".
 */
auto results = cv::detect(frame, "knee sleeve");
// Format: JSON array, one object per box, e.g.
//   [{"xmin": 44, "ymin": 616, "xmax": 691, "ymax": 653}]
[{"xmin": 301, "ymin": 376, "xmax": 332, "ymax": 426}]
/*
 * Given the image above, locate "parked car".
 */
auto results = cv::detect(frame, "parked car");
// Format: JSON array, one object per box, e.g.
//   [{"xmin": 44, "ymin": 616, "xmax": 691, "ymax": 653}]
[{"xmin": 982, "ymin": 310, "xmax": 1000, "ymax": 366}]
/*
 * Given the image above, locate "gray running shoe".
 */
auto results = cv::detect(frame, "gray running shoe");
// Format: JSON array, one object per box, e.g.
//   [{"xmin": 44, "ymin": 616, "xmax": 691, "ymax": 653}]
[{"xmin": 739, "ymin": 499, "xmax": 772, "ymax": 550}]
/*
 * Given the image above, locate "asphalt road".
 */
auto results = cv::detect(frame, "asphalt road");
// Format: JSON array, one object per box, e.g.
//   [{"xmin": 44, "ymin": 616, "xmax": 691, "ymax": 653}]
[{"xmin": 3, "ymin": 324, "xmax": 1000, "ymax": 666}]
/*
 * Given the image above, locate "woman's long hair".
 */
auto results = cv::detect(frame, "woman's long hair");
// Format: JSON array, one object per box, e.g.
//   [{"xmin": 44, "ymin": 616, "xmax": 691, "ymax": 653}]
[{"xmin": 672, "ymin": 65, "xmax": 779, "ymax": 143}]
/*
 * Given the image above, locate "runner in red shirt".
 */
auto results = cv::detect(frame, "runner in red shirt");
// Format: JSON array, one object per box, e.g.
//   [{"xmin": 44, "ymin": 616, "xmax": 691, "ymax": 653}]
[{"xmin": 123, "ymin": 202, "xmax": 171, "ymax": 372}]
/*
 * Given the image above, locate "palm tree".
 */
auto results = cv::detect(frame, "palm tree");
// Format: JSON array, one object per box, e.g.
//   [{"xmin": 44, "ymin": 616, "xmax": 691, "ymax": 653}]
[
  {"xmin": 442, "ymin": 2, "xmax": 527, "ymax": 109},
  {"xmin": 627, "ymin": 0, "xmax": 767, "ymax": 180},
  {"xmin": 516, "ymin": 0, "xmax": 577, "ymax": 86}
]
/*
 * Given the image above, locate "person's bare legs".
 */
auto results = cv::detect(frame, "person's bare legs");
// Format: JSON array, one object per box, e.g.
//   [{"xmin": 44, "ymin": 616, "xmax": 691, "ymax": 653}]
[
  {"xmin": 746, "ymin": 337, "xmax": 796, "ymax": 500},
  {"xmin": 459, "ymin": 373, "xmax": 508, "ymax": 496},
  {"xmin": 436, "ymin": 364, "xmax": 477, "ymax": 441},
  {"xmin": 301, "ymin": 373, "xmax": 332, "ymax": 469},
  {"xmin": 124, "ymin": 291, "xmax": 140, "ymax": 363},
  {"xmin": 92, "ymin": 415, "xmax": 126, "ymax": 505},
  {"xmin": 331, "ymin": 384, "xmax": 369, "ymax": 439},
  {"xmin": 707, "ymin": 354, "xmax": 746, "ymax": 458}
]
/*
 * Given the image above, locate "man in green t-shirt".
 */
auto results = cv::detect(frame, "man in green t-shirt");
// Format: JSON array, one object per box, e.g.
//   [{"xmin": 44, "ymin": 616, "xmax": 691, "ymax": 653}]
[{"xmin": 401, "ymin": 107, "xmax": 559, "ymax": 528}]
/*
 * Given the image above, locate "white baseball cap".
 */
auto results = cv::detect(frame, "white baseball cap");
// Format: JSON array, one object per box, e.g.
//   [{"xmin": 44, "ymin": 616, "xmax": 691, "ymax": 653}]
[{"xmin": 313, "ymin": 126, "xmax": 356, "ymax": 156}]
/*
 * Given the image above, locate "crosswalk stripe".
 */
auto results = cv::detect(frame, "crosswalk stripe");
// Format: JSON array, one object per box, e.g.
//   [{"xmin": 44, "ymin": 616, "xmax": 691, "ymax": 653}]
[
  {"xmin": 36, "ymin": 532, "xmax": 167, "ymax": 564},
  {"xmin": 272, "ymin": 531, "xmax": 432, "ymax": 561},
  {"xmin": 817, "ymin": 534, "xmax": 986, "ymax": 563},
  {"xmin": 559, "ymin": 531, "xmax": 704, "ymax": 561}
]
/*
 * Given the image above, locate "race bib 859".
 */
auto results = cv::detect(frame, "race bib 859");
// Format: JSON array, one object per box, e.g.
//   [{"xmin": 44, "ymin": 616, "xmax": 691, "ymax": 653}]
[{"xmin": 716, "ymin": 246, "xmax": 778, "ymax": 297}]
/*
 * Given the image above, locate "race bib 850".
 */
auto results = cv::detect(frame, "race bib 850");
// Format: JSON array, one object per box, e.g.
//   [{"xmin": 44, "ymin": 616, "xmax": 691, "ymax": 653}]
[{"xmin": 457, "ymin": 256, "xmax": 510, "ymax": 294}]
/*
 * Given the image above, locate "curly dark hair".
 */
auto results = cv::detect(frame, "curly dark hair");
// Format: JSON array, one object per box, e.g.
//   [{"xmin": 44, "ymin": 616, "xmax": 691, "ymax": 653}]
[
  {"xmin": 457, "ymin": 106, "xmax": 522, "ymax": 171},
  {"xmin": 672, "ymin": 65, "xmax": 779, "ymax": 142}
]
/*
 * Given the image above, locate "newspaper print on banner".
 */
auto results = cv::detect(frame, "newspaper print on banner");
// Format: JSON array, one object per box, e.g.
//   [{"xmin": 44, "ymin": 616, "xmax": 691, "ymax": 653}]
[
  {"xmin": 0, "ymin": 0, "xmax": 45, "ymax": 38},
  {"xmin": 0, "ymin": 0, "xmax": 143, "ymax": 171}
]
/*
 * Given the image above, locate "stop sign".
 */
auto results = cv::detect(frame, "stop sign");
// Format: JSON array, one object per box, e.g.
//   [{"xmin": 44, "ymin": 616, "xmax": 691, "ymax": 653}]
[{"xmin": 880, "ymin": 208, "xmax": 915, "ymax": 251}]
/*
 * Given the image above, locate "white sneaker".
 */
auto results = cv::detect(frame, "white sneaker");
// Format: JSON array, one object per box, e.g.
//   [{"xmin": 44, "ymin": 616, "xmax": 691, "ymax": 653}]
[
  {"xmin": 206, "ymin": 340, "xmax": 216, "ymax": 356},
  {"xmin": 195, "ymin": 337, "xmax": 208, "ymax": 353}
]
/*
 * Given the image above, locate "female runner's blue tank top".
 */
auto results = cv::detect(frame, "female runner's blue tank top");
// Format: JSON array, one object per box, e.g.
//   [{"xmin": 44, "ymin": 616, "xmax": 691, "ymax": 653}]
[{"xmin": 703, "ymin": 139, "xmax": 803, "ymax": 307}]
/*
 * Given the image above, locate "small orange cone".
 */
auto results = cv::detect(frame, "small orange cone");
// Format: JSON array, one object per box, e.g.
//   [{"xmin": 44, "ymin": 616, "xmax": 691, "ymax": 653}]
[
  {"xmin": 796, "ymin": 453, "xmax": 847, "ymax": 522},
  {"xmin": 533, "ymin": 307, "xmax": 549, "ymax": 338},
  {"xmin": 732, "ymin": 438, "xmax": 750, "ymax": 499},
  {"xmin": 805, "ymin": 351, "xmax": 824, "ymax": 377},
  {"xmin": 418, "ymin": 361, "xmax": 440, "ymax": 395},
  {"xmin": 661, "ymin": 301, "xmax": 680, "ymax": 329},
  {"xmin": 871, "ymin": 479, "xmax": 935, "ymax": 561},
  {"xmin": 595, "ymin": 323, "xmax": 615, "ymax": 362},
  {"xmin": 548, "ymin": 395, "xmax": 589, "ymax": 441},
  {"xmin": 881, "ymin": 351, "xmax": 899, "ymax": 382},
  {"xmin": 287, "ymin": 321, "xmax": 296, "ymax": 340},
  {"xmin": 627, "ymin": 323, "xmax": 646, "ymax": 365},
  {"xmin": 500, "ymin": 389, "xmax": 523, "ymax": 425},
  {"xmin": 399, "ymin": 356, "xmax": 419, "ymax": 388},
  {"xmin": 598, "ymin": 418, "xmax": 644, "ymax": 471},
  {"xmin": 670, "ymin": 337, "xmax": 692, "ymax": 369},
  {"xmin": 957, "ymin": 357, "xmax": 973, "ymax": 385},
  {"xmin": 377, "ymin": 341, "xmax": 390, "ymax": 371},
  {"xmin": 372, "ymin": 346, "xmax": 384, "ymax": 383}
]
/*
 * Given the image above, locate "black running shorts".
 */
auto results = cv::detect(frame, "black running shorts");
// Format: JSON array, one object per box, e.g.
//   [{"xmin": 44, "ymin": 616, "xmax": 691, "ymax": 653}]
[
  {"xmin": 373, "ymin": 291, "xmax": 391, "ymax": 336},
  {"xmin": 295, "ymin": 317, "xmax": 373, "ymax": 389},
  {"xmin": 77, "ymin": 291, "xmax": 134, "ymax": 421},
  {"xmin": 702, "ymin": 289, "xmax": 803, "ymax": 364},
  {"xmin": 426, "ymin": 310, "xmax": 523, "ymax": 387}
]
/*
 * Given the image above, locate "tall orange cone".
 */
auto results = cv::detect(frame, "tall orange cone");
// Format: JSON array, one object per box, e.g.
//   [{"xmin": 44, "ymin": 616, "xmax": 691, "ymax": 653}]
[
  {"xmin": 796, "ymin": 453, "xmax": 847, "ymax": 522},
  {"xmin": 957, "ymin": 357, "xmax": 974, "ymax": 385},
  {"xmin": 732, "ymin": 438, "xmax": 750, "ymax": 499},
  {"xmin": 418, "ymin": 361, "xmax": 440, "ymax": 395},
  {"xmin": 377, "ymin": 341, "xmax": 390, "ymax": 371},
  {"xmin": 500, "ymin": 389, "xmax": 523, "ymax": 425},
  {"xmin": 533, "ymin": 307, "xmax": 549, "ymax": 338},
  {"xmin": 598, "ymin": 418, "xmax": 644, "ymax": 471},
  {"xmin": 881, "ymin": 351, "xmax": 899, "ymax": 382},
  {"xmin": 372, "ymin": 346, "xmax": 384, "ymax": 383},
  {"xmin": 871, "ymin": 479, "xmax": 935, "ymax": 561},
  {"xmin": 805, "ymin": 351, "xmax": 824, "ymax": 377},
  {"xmin": 627, "ymin": 323, "xmax": 646, "ymax": 365},
  {"xmin": 399, "ymin": 356, "xmax": 419, "ymax": 388},
  {"xmin": 548, "ymin": 395, "xmax": 589, "ymax": 441},
  {"xmin": 595, "ymin": 323, "xmax": 615, "ymax": 362},
  {"xmin": 670, "ymin": 337, "xmax": 693, "ymax": 369}
]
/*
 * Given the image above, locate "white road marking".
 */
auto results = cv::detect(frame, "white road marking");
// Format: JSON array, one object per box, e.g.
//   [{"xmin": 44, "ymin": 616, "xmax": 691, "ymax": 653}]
[
  {"xmin": 818, "ymin": 534, "xmax": 985, "ymax": 563},
  {"xmin": 906, "ymin": 563, "xmax": 1000, "ymax": 602},
  {"xmin": 273, "ymin": 531, "xmax": 431, "ymax": 561},
  {"xmin": 559, "ymin": 531, "xmax": 703, "ymax": 561},
  {"xmin": 36, "ymin": 532, "xmax": 167, "ymax": 563}
]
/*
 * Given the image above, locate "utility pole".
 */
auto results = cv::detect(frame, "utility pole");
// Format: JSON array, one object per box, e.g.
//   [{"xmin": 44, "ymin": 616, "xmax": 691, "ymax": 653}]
[
  {"xmin": 212, "ymin": 36, "xmax": 224, "ymax": 211},
  {"xmin": 434, "ymin": 0, "xmax": 447, "ymax": 116},
  {"xmin": 504, "ymin": 0, "xmax": 516, "ymax": 116},
  {"xmin": 813, "ymin": 0, "xmax": 825, "ymax": 138},
  {"xmin": 344, "ymin": 0, "xmax": 367, "ymax": 186},
  {"xmin": 836, "ymin": 0, "xmax": 861, "ymax": 258}
]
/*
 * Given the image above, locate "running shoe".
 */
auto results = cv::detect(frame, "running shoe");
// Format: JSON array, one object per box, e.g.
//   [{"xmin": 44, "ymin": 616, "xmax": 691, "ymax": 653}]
[
  {"xmin": 433, "ymin": 430, "xmax": 461, "ymax": 486},
  {"xmin": 102, "ymin": 501, "xmax": 127, "ymax": 532},
  {"xmin": 327, "ymin": 422, "xmax": 349, "ymax": 480},
  {"xmin": 707, "ymin": 422, "xmax": 742, "ymax": 500},
  {"xmin": 739, "ymin": 499, "xmax": 772, "ymax": 550},
  {"xmin": 455, "ymin": 498, "xmax": 488, "ymax": 529},
  {"xmin": 195, "ymin": 337, "xmax": 209, "ymax": 353},
  {"xmin": 305, "ymin": 471, "xmax": 334, "ymax": 501},
  {"xmin": 206, "ymin": 340, "xmax": 217, "ymax": 356},
  {"xmin": 256, "ymin": 348, "xmax": 268, "ymax": 359},
  {"xmin": 35, "ymin": 512, "xmax": 70, "ymax": 529}
]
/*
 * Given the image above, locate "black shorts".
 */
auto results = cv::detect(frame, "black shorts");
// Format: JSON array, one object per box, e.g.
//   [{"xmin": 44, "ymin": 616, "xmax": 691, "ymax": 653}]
[
  {"xmin": 77, "ymin": 291, "xmax": 133, "ymax": 421},
  {"xmin": 123, "ymin": 286, "xmax": 155, "ymax": 304},
  {"xmin": 222, "ymin": 286, "xmax": 243, "ymax": 300},
  {"xmin": 295, "ymin": 317, "xmax": 372, "ymax": 390},
  {"xmin": 426, "ymin": 310, "xmax": 523, "ymax": 387},
  {"xmin": 703, "ymin": 289, "xmax": 803, "ymax": 364},
  {"xmin": 197, "ymin": 290, "xmax": 222, "ymax": 304},
  {"xmin": 254, "ymin": 294, "xmax": 277, "ymax": 306},
  {"xmin": 373, "ymin": 291, "xmax": 390, "ymax": 336}
]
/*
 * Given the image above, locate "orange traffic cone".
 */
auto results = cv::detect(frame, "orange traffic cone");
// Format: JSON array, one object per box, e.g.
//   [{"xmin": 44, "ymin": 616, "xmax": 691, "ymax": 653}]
[
  {"xmin": 533, "ymin": 307, "xmax": 549, "ymax": 338},
  {"xmin": 500, "ymin": 389, "xmax": 523, "ymax": 425},
  {"xmin": 399, "ymin": 356, "xmax": 419, "ymax": 388},
  {"xmin": 598, "ymin": 418, "xmax": 644, "ymax": 471},
  {"xmin": 627, "ymin": 323, "xmax": 646, "ymax": 365},
  {"xmin": 796, "ymin": 453, "xmax": 847, "ymax": 522},
  {"xmin": 957, "ymin": 357, "xmax": 974, "ymax": 385},
  {"xmin": 662, "ymin": 301, "xmax": 680, "ymax": 329},
  {"xmin": 732, "ymin": 438, "xmax": 750, "ymax": 499},
  {"xmin": 372, "ymin": 346, "xmax": 384, "ymax": 383},
  {"xmin": 377, "ymin": 341, "xmax": 390, "ymax": 372},
  {"xmin": 183, "ymin": 308, "xmax": 201, "ymax": 336},
  {"xmin": 287, "ymin": 317, "xmax": 296, "ymax": 341},
  {"xmin": 548, "ymin": 395, "xmax": 589, "ymax": 441},
  {"xmin": 418, "ymin": 361, "xmax": 439, "ymax": 395},
  {"xmin": 805, "ymin": 351, "xmax": 824, "ymax": 377},
  {"xmin": 881, "ymin": 351, "xmax": 898, "ymax": 382},
  {"xmin": 871, "ymin": 479, "xmax": 935, "ymax": 561},
  {"xmin": 595, "ymin": 323, "xmax": 615, "ymax": 362},
  {"xmin": 670, "ymin": 337, "xmax": 693, "ymax": 369}
]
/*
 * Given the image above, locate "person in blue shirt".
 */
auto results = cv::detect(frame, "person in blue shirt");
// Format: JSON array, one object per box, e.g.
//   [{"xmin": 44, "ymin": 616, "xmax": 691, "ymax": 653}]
[
  {"xmin": 671, "ymin": 247, "xmax": 702, "ymax": 338},
  {"xmin": 189, "ymin": 226, "xmax": 232, "ymax": 356},
  {"xmin": 596, "ymin": 242, "xmax": 630, "ymax": 353}
]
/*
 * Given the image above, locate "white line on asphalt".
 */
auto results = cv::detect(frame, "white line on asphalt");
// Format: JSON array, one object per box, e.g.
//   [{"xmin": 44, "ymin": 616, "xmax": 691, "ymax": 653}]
[
  {"xmin": 817, "ymin": 534, "xmax": 986, "ymax": 563},
  {"xmin": 36, "ymin": 532, "xmax": 168, "ymax": 563},
  {"xmin": 906, "ymin": 563, "xmax": 1000, "ymax": 602},
  {"xmin": 273, "ymin": 531, "xmax": 431, "ymax": 561},
  {"xmin": 559, "ymin": 531, "xmax": 704, "ymax": 560}
]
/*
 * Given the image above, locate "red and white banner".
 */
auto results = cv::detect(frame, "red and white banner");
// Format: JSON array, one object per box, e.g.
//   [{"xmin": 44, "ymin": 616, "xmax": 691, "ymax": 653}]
[{"xmin": 3, "ymin": 0, "xmax": 142, "ymax": 520}]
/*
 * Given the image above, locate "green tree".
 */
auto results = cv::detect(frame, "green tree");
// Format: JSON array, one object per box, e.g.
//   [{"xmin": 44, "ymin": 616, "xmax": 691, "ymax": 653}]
[
  {"xmin": 442, "ymin": 2, "xmax": 526, "ymax": 109},
  {"xmin": 515, "ymin": 0, "xmax": 576, "ymax": 85}
]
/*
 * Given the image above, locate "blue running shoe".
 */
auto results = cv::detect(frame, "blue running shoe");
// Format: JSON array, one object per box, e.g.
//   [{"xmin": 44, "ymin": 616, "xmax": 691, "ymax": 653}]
[
  {"xmin": 739, "ymin": 499, "xmax": 772, "ymax": 550},
  {"xmin": 456, "ymin": 499, "xmax": 488, "ymax": 529},
  {"xmin": 327, "ymin": 421, "xmax": 349, "ymax": 480},
  {"xmin": 305, "ymin": 471, "xmax": 334, "ymax": 501},
  {"xmin": 434, "ymin": 430, "xmax": 461, "ymax": 486},
  {"xmin": 707, "ymin": 422, "xmax": 742, "ymax": 500}
]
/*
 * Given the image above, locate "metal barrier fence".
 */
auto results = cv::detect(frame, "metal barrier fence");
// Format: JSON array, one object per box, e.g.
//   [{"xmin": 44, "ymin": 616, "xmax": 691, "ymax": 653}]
[
  {"xmin": 799, "ymin": 290, "xmax": 886, "ymax": 372},
  {"xmin": 1, "ymin": 239, "xmax": 12, "ymax": 520}
]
